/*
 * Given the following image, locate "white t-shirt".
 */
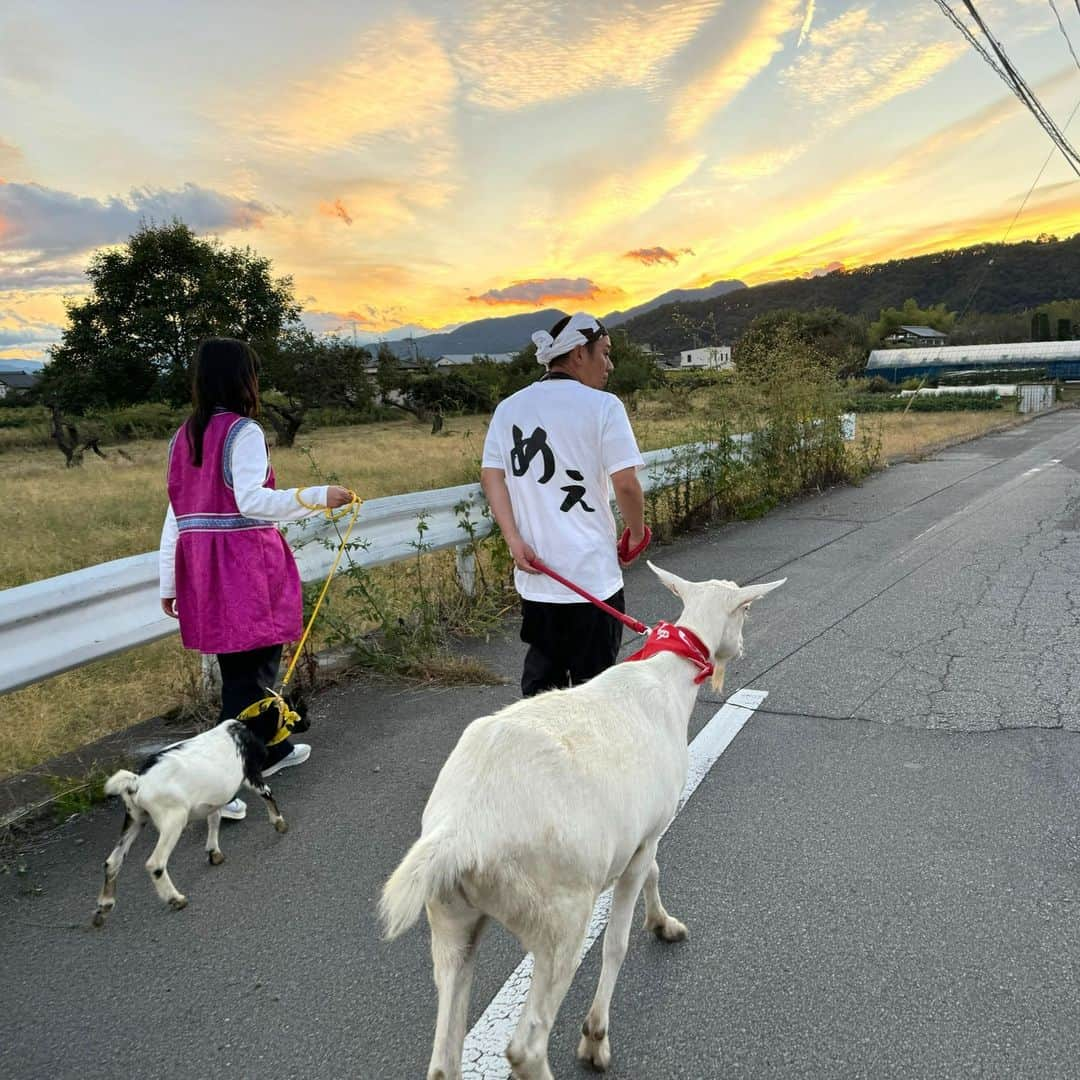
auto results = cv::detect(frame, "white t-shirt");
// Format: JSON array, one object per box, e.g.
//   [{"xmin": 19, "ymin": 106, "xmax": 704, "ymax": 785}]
[{"xmin": 481, "ymin": 377, "xmax": 644, "ymax": 603}]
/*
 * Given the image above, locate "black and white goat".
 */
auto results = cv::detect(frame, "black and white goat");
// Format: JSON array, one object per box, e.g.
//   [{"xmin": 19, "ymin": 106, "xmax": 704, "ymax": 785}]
[{"xmin": 92, "ymin": 697, "xmax": 308, "ymax": 927}]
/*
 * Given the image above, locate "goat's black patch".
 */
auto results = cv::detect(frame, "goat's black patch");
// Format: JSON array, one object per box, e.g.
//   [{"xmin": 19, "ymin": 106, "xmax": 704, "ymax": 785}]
[
  {"xmin": 137, "ymin": 742, "xmax": 181, "ymax": 775},
  {"xmin": 152, "ymin": 868, "xmax": 163, "ymax": 879},
  {"xmin": 226, "ymin": 720, "xmax": 269, "ymax": 788}
]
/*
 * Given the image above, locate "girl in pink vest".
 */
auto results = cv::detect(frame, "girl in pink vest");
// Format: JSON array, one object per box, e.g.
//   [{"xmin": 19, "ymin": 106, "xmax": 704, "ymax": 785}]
[{"xmin": 159, "ymin": 338, "xmax": 353, "ymax": 820}]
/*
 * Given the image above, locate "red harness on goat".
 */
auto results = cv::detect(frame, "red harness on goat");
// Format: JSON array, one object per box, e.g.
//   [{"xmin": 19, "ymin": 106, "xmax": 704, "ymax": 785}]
[
  {"xmin": 624, "ymin": 621, "xmax": 715, "ymax": 684},
  {"xmin": 528, "ymin": 559, "xmax": 715, "ymax": 683}
]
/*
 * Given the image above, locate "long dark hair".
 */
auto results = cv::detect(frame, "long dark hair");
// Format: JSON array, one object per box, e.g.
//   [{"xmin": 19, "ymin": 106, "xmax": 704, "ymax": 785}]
[{"xmin": 186, "ymin": 338, "xmax": 261, "ymax": 466}]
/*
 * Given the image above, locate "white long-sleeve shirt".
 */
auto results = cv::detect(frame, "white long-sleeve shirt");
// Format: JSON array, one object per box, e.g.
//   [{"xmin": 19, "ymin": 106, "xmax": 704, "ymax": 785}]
[{"xmin": 159, "ymin": 421, "xmax": 330, "ymax": 599}]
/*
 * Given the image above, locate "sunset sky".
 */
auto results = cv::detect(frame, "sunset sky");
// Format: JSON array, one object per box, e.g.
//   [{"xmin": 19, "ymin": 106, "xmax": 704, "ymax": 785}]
[{"xmin": 3, "ymin": 0, "xmax": 1080, "ymax": 360}]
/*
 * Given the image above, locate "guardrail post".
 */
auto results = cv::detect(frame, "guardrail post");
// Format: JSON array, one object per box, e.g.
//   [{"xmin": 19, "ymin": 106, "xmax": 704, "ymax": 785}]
[
  {"xmin": 455, "ymin": 544, "xmax": 477, "ymax": 596},
  {"xmin": 200, "ymin": 654, "xmax": 222, "ymax": 703}
]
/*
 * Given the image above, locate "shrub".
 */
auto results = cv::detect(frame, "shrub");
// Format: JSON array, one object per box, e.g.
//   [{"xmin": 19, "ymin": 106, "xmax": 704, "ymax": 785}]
[
  {"xmin": 844, "ymin": 393, "xmax": 1006, "ymax": 412},
  {"xmin": 91, "ymin": 402, "xmax": 186, "ymax": 441}
]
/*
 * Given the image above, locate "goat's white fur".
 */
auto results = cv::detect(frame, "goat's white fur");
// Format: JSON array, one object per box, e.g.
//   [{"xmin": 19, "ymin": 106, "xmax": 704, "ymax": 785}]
[
  {"xmin": 93, "ymin": 719, "xmax": 288, "ymax": 926},
  {"xmin": 381, "ymin": 561, "xmax": 784, "ymax": 1079}
]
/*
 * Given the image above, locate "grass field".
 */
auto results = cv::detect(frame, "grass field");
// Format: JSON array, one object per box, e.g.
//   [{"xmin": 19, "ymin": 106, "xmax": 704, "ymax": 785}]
[{"xmin": 0, "ymin": 402, "xmax": 1035, "ymax": 779}]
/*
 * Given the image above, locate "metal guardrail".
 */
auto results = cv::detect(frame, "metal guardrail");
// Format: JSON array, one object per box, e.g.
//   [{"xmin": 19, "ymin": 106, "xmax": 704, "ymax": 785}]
[{"xmin": 0, "ymin": 420, "xmax": 852, "ymax": 695}]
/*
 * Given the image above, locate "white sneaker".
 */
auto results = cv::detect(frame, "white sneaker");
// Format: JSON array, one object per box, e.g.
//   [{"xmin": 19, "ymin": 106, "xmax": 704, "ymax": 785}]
[
  {"xmin": 220, "ymin": 798, "xmax": 246, "ymax": 821},
  {"xmin": 262, "ymin": 743, "xmax": 311, "ymax": 778}
]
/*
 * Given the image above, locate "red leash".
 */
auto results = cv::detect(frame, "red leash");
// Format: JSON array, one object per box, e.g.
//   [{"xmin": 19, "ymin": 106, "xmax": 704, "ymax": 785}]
[
  {"xmin": 527, "ymin": 556, "xmax": 716, "ymax": 683},
  {"xmin": 528, "ymin": 558, "xmax": 649, "ymax": 635}
]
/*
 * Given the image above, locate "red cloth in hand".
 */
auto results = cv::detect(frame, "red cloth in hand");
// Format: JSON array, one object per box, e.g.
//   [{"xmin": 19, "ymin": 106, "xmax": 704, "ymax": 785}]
[{"xmin": 618, "ymin": 524, "xmax": 652, "ymax": 566}]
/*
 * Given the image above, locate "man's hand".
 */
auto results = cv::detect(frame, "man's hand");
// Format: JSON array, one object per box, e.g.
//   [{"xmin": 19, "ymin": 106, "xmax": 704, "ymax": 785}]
[
  {"xmin": 161, "ymin": 597, "xmax": 178, "ymax": 619},
  {"xmin": 618, "ymin": 525, "xmax": 652, "ymax": 568},
  {"xmin": 508, "ymin": 535, "xmax": 540, "ymax": 574}
]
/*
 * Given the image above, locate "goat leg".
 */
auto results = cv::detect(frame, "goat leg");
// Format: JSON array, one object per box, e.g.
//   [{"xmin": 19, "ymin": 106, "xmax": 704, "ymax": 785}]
[
  {"xmin": 205, "ymin": 810, "xmax": 225, "ymax": 865},
  {"xmin": 250, "ymin": 781, "xmax": 288, "ymax": 833},
  {"xmin": 93, "ymin": 809, "xmax": 145, "ymax": 927}
]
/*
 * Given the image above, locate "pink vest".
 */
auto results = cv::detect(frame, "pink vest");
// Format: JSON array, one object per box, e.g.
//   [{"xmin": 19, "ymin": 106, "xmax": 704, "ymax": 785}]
[{"xmin": 167, "ymin": 412, "xmax": 303, "ymax": 654}]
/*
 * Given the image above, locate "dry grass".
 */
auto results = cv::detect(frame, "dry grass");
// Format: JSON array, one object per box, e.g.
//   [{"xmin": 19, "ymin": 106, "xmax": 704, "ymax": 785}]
[
  {"xmin": 0, "ymin": 403, "xmax": 1028, "ymax": 780},
  {"xmin": 864, "ymin": 410, "xmax": 1028, "ymax": 463}
]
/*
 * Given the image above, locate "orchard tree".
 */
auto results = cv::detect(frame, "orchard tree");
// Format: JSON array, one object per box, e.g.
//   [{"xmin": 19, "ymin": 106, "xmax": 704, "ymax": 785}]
[
  {"xmin": 259, "ymin": 327, "xmax": 373, "ymax": 445},
  {"xmin": 39, "ymin": 221, "xmax": 300, "ymax": 411}
]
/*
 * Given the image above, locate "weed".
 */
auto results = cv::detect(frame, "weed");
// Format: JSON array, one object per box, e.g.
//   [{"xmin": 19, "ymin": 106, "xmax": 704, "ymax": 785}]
[{"xmin": 41, "ymin": 767, "xmax": 112, "ymax": 820}]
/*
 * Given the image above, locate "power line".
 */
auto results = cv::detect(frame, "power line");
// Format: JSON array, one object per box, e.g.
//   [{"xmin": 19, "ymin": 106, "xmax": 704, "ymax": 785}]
[
  {"xmin": 957, "ymin": 94, "xmax": 1080, "ymax": 319},
  {"xmin": 1048, "ymin": 0, "xmax": 1080, "ymax": 72},
  {"xmin": 934, "ymin": 0, "xmax": 1080, "ymax": 315},
  {"xmin": 935, "ymin": 0, "xmax": 1080, "ymax": 174},
  {"xmin": 958, "ymin": 0, "xmax": 1080, "ymax": 172}
]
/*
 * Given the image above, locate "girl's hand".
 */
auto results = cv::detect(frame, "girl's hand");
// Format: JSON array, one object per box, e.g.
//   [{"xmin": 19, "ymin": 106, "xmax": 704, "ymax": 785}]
[
  {"xmin": 326, "ymin": 485, "xmax": 354, "ymax": 508},
  {"xmin": 161, "ymin": 598, "xmax": 178, "ymax": 619}
]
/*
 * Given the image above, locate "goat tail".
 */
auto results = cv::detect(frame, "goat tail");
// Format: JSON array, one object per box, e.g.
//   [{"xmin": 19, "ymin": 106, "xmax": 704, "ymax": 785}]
[
  {"xmin": 380, "ymin": 827, "xmax": 463, "ymax": 941},
  {"xmin": 104, "ymin": 769, "xmax": 139, "ymax": 806}
]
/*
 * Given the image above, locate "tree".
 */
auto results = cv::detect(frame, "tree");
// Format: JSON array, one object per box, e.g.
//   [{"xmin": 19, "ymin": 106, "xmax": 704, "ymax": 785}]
[
  {"xmin": 39, "ymin": 221, "xmax": 300, "ymax": 411},
  {"xmin": 259, "ymin": 327, "xmax": 373, "ymax": 445},
  {"xmin": 607, "ymin": 332, "xmax": 664, "ymax": 395},
  {"xmin": 735, "ymin": 308, "xmax": 867, "ymax": 379},
  {"xmin": 374, "ymin": 343, "xmax": 407, "ymax": 401},
  {"xmin": 869, "ymin": 298, "xmax": 955, "ymax": 346}
]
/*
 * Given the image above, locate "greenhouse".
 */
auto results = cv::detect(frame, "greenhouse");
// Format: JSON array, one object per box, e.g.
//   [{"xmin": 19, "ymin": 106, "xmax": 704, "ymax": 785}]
[{"xmin": 866, "ymin": 340, "xmax": 1080, "ymax": 381}]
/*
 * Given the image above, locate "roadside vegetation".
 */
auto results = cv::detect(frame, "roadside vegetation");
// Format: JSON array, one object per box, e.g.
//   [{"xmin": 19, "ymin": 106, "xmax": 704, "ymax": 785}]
[{"xmin": 2, "ymin": 223, "xmax": 1064, "ymax": 782}]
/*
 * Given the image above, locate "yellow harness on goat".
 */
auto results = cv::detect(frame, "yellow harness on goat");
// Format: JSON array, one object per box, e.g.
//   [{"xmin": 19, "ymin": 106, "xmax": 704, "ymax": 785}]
[{"xmin": 237, "ymin": 490, "xmax": 363, "ymax": 745}]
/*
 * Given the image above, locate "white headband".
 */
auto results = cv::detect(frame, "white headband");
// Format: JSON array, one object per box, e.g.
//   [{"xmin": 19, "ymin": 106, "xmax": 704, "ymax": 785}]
[{"xmin": 532, "ymin": 312, "xmax": 606, "ymax": 366}]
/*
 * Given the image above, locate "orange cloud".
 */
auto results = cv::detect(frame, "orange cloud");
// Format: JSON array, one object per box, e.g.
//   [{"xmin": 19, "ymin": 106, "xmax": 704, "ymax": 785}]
[
  {"xmin": 623, "ymin": 246, "xmax": 695, "ymax": 266},
  {"xmin": 564, "ymin": 151, "xmax": 706, "ymax": 238},
  {"xmin": 319, "ymin": 199, "xmax": 353, "ymax": 226},
  {"xmin": 244, "ymin": 17, "xmax": 456, "ymax": 155},
  {"xmin": 468, "ymin": 277, "xmax": 607, "ymax": 307}
]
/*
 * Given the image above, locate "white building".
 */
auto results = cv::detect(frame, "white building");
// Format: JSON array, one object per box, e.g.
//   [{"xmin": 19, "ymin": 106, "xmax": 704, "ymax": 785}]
[
  {"xmin": 674, "ymin": 346, "xmax": 733, "ymax": 370},
  {"xmin": 435, "ymin": 353, "xmax": 516, "ymax": 367}
]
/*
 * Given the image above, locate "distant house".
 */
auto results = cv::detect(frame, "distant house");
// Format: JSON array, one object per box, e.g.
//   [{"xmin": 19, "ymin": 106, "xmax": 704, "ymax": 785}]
[
  {"xmin": 882, "ymin": 325, "xmax": 948, "ymax": 347},
  {"xmin": 671, "ymin": 346, "xmax": 733, "ymax": 370},
  {"xmin": 434, "ymin": 353, "xmax": 516, "ymax": 367},
  {"xmin": 0, "ymin": 371, "xmax": 39, "ymax": 398}
]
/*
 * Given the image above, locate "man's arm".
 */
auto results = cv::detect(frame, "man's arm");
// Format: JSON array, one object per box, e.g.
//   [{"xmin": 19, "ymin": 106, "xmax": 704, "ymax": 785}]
[
  {"xmin": 611, "ymin": 466, "xmax": 645, "ymax": 548},
  {"xmin": 480, "ymin": 467, "xmax": 539, "ymax": 573}
]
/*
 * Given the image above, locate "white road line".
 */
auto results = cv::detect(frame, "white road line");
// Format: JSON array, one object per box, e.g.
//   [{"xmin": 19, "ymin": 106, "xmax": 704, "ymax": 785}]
[{"xmin": 460, "ymin": 687, "xmax": 770, "ymax": 1079}]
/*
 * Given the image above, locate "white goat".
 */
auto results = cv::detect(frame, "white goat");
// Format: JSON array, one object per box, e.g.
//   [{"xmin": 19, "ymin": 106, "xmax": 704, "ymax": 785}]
[
  {"xmin": 92, "ymin": 698, "xmax": 305, "ymax": 926},
  {"xmin": 381, "ymin": 562, "xmax": 784, "ymax": 1080}
]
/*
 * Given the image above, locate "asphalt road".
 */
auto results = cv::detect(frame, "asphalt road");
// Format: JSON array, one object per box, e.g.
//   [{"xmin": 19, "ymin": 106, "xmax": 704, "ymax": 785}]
[{"xmin": 5, "ymin": 410, "xmax": 1080, "ymax": 1079}]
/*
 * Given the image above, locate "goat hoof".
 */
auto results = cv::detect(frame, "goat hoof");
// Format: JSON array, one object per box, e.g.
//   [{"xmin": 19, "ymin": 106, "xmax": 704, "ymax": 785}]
[
  {"xmin": 208, "ymin": 850, "xmax": 225, "ymax": 866},
  {"xmin": 576, "ymin": 1033, "xmax": 611, "ymax": 1072},
  {"xmin": 91, "ymin": 911, "xmax": 107, "ymax": 928},
  {"xmin": 274, "ymin": 819, "xmax": 289, "ymax": 834},
  {"xmin": 651, "ymin": 917, "xmax": 689, "ymax": 942},
  {"xmin": 168, "ymin": 896, "xmax": 188, "ymax": 911}
]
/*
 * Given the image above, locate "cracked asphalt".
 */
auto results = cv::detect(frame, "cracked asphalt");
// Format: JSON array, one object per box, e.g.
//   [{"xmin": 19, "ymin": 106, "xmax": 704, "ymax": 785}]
[{"xmin": 5, "ymin": 410, "xmax": 1080, "ymax": 1079}]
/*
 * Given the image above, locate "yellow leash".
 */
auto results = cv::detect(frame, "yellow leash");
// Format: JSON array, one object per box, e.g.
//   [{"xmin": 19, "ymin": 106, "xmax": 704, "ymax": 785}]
[{"xmin": 238, "ymin": 490, "xmax": 363, "ymax": 744}]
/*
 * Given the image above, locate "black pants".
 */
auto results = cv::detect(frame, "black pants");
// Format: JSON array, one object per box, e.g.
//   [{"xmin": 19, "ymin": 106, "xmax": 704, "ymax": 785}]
[
  {"xmin": 520, "ymin": 590, "xmax": 624, "ymax": 697},
  {"xmin": 216, "ymin": 644, "xmax": 293, "ymax": 768}
]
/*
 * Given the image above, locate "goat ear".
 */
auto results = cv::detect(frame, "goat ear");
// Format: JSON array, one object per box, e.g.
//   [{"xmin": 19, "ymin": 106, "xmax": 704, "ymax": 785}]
[
  {"xmin": 734, "ymin": 578, "xmax": 786, "ymax": 609},
  {"xmin": 647, "ymin": 560, "xmax": 689, "ymax": 598}
]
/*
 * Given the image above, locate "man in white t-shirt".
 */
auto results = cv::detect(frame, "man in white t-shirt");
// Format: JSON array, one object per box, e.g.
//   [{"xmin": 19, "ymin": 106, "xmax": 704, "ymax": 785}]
[{"xmin": 481, "ymin": 312, "xmax": 648, "ymax": 696}]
